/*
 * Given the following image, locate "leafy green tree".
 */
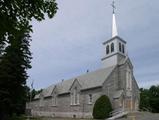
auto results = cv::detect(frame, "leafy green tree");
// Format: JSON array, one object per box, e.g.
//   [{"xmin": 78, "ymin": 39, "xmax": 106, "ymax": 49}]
[
  {"xmin": 31, "ymin": 89, "xmax": 43, "ymax": 100},
  {"xmin": 149, "ymin": 85, "xmax": 159, "ymax": 113},
  {"xmin": 93, "ymin": 95, "xmax": 112, "ymax": 119},
  {"xmin": 139, "ymin": 88, "xmax": 151, "ymax": 111},
  {"xmin": 0, "ymin": 23, "xmax": 32, "ymax": 117},
  {"xmin": 0, "ymin": 0, "xmax": 57, "ymax": 51},
  {"xmin": 26, "ymin": 88, "xmax": 43, "ymax": 102},
  {"xmin": 0, "ymin": 0, "xmax": 58, "ymax": 119},
  {"xmin": 139, "ymin": 85, "xmax": 159, "ymax": 113}
]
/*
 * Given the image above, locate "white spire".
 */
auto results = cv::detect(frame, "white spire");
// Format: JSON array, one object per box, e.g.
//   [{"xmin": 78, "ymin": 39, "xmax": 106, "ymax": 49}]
[
  {"xmin": 112, "ymin": 13, "xmax": 118, "ymax": 37},
  {"xmin": 111, "ymin": 0, "xmax": 118, "ymax": 37}
]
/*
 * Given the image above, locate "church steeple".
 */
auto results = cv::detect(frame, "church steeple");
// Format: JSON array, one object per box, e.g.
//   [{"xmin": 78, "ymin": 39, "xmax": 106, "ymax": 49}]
[
  {"xmin": 112, "ymin": 0, "xmax": 118, "ymax": 37},
  {"xmin": 101, "ymin": 0, "xmax": 127, "ymax": 68},
  {"xmin": 111, "ymin": 0, "xmax": 118, "ymax": 37},
  {"xmin": 112, "ymin": 14, "xmax": 118, "ymax": 37}
]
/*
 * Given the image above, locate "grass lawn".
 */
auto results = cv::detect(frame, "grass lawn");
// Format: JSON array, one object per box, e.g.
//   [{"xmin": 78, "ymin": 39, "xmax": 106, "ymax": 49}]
[
  {"xmin": 11, "ymin": 116, "xmax": 93, "ymax": 120},
  {"xmin": 10, "ymin": 112, "xmax": 159, "ymax": 120}
]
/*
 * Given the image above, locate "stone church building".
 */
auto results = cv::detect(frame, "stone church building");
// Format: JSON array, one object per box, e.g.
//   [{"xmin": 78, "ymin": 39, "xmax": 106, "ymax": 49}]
[{"xmin": 27, "ymin": 3, "xmax": 140, "ymax": 118}]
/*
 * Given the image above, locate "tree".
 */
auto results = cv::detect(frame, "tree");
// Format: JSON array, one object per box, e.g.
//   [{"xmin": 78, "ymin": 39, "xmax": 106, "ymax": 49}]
[
  {"xmin": 0, "ymin": 0, "xmax": 58, "ymax": 119},
  {"xmin": 26, "ymin": 88, "xmax": 43, "ymax": 102},
  {"xmin": 0, "ymin": 22, "xmax": 32, "ymax": 117},
  {"xmin": 93, "ymin": 95, "xmax": 112, "ymax": 119},
  {"xmin": 139, "ymin": 88, "xmax": 151, "ymax": 111},
  {"xmin": 149, "ymin": 85, "xmax": 159, "ymax": 113},
  {"xmin": 0, "ymin": 0, "xmax": 58, "ymax": 51},
  {"xmin": 139, "ymin": 85, "xmax": 159, "ymax": 113}
]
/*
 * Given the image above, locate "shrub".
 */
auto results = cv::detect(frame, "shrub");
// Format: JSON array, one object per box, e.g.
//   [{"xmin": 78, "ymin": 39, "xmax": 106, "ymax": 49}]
[{"xmin": 93, "ymin": 95, "xmax": 112, "ymax": 119}]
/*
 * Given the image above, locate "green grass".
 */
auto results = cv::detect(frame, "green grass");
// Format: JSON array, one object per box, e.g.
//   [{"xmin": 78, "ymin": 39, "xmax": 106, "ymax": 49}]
[
  {"xmin": 10, "ymin": 116, "xmax": 26, "ymax": 120},
  {"xmin": 10, "ymin": 115, "xmax": 94, "ymax": 120},
  {"xmin": 29, "ymin": 118, "xmax": 93, "ymax": 120}
]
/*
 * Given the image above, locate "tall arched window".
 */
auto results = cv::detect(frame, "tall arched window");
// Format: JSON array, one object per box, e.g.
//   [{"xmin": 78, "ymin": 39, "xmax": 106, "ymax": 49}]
[
  {"xmin": 73, "ymin": 87, "xmax": 79, "ymax": 105},
  {"xmin": 119, "ymin": 43, "xmax": 122, "ymax": 52},
  {"xmin": 126, "ymin": 70, "xmax": 132, "ymax": 90},
  {"xmin": 122, "ymin": 44, "xmax": 125, "ymax": 53},
  {"xmin": 88, "ymin": 94, "xmax": 93, "ymax": 104},
  {"xmin": 40, "ymin": 96, "xmax": 44, "ymax": 107},
  {"xmin": 70, "ymin": 93, "xmax": 73, "ymax": 105},
  {"xmin": 106, "ymin": 45, "xmax": 109, "ymax": 54},
  {"xmin": 52, "ymin": 92, "xmax": 57, "ymax": 106},
  {"xmin": 71, "ymin": 87, "xmax": 80, "ymax": 105},
  {"xmin": 111, "ymin": 43, "xmax": 114, "ymax": 53},
  {"xmin": 74, "ymin": 87, "xmax": 77, "ymax": 105}
]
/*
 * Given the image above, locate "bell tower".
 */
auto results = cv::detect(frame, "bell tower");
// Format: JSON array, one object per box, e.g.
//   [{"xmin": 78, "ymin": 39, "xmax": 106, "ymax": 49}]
[{"xmin": 101, "ymin": 0, "xmax": 127, "ymax": 68}]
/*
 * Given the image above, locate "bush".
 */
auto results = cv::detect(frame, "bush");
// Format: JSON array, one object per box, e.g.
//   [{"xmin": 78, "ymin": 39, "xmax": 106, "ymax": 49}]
[{"xmin": 93, "ymin": 95, "xmax": 112, "ymax": 119}]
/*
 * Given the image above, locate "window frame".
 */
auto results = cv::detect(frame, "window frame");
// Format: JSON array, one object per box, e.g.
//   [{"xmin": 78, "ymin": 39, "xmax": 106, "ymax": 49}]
[
  {"xmin": 71, "ymin": 87, "xmax": 80, "ymax": 105},
  {"xmin": 122, "ymin": 44, "xmax": 125, "ymax": 54},
  {"xmin": 126, "ymin": 70, "xmax": 132, "ymax": 90},
  {"xmin": 39, "ymin": 97, "xmax": 44, "ymax": 107},
  {"xmin": 88, "ymin": 94, "xmax": 93, "ymax": 104},
  {"xmin": 52, "ymin": 92, "xmax": 57, "ymax": 106},
  {"xmin": 111, "ymin": 43, "xmax": 114, "ymax": 53},
  {"xmin": 106, "ymin": 45, "xmax": 110, "ymax": 54},
  {"xmin": 119, "ymin": 42, "xmax": 122, "ymax": 52}
]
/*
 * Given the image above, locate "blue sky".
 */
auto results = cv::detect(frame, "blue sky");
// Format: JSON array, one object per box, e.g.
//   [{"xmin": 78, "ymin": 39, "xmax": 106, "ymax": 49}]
[{"xmin": 28, "ymin": 0, "xmax": 159, "ymax": 90}]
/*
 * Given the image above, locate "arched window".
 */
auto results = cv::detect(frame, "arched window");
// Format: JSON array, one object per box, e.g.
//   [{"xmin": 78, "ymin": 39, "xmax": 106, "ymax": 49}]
[
  {"xmin": 126, "ymin": 70, "xmax": 132, "ymax": 90},
  {"xmin": 70, "ymin": 93, "xmax": 73, "ymax": 105},
  {"xmin": 88, "ymin": 94, "xmax": 93, "ymax": 104},
  {"xmin": 40, "ymin": 96, "xmax": 44, "ymax": 107},
  {"xmin": 74, "ymin": 87, "xmax": 77, "ymax": 105},
  {"xmin": 72, "ymin": 87, "xmax": 79, "ymax": 105},
  {"xmin": 111, "ymin": 43, "xmax": 114, "ymax": 53},
  {"xmin": 52, "ymin": 92, "xmax": 57, "ymax": 106},
  {"xmin": 106, "ymin": 45, "xmax": 109, "ymax": 54},
  {"xmin": 119, "ymin": 43, "xmax": 122, "ymax": 52},
  {"xmin": 122, "ymin": 44, "xmax": 125, "ymax": 53}
]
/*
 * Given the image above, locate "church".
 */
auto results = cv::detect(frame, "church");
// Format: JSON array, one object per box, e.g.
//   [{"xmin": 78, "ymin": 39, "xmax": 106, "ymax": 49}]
[{"xmin": 27, "ymin": 1, "xmax": 140, "ymax": 118}]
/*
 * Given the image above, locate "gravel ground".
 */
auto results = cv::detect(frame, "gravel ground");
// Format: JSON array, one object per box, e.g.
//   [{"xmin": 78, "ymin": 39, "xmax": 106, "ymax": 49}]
[
  {"xmin": 28, "ymin": 112, "xmax": 159, "ymax": 120},
  {"xmin": 116, "ymin": 112, "xmax": 159, "ymax": 120}
]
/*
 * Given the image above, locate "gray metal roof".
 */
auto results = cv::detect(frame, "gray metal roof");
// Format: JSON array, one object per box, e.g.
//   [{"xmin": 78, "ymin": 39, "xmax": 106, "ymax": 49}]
[
  {"xmin": 56, "ymin": 79, "xmax": 75, "ymax": 94},
  {"xmin": 77, "ymin": 66, "xmax": 115, "ymax": 90},
  {"xmin": 103, "ymin": 36, "xmax": 126, "ymax": 45},
  {"xmin": 35, "ymin": 66, "xmax": 116, "ymax": 99},
  {"xmin": 42, "ymin": 84, "xmax": 55, "ymax": 97}
]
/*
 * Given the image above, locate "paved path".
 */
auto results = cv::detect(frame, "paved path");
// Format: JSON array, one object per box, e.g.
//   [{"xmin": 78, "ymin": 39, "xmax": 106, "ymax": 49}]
[{"xmin": 116, "ymin": 112, "xmax": 159, "ymax": 120}]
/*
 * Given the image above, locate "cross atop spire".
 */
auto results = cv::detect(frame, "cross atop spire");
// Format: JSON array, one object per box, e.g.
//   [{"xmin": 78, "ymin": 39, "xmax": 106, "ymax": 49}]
[
  {"xmin": 111, "ymin": 0, "xmax": 118, "ymax": 37},
  {"xmin": 111, "ymin": 0, "xmax": 116, "ymax": 13}
]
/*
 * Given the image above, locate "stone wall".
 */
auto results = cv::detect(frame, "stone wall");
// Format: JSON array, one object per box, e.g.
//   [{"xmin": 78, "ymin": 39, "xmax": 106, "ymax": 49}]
[
  {"xmin": 27, "ymin": 87, "xmax": 103, "ymax": 118},
  {"xmin": 26, "ymin": 61, "xmax": 140, "ymax": 118}
]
